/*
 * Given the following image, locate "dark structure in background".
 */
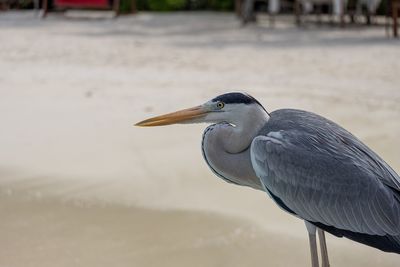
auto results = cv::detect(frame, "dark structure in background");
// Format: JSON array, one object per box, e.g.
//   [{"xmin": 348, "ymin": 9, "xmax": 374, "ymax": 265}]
[
  {"xmin": 41, "ymin": 0, "xmax": 136, "ymax": 17},
  {"xmin": 393, "ymin": 0, "xmax": 399, "ymax": 36},
  {"xmin": 237, "ymin": 0, "xmax": 399, "ymax": 37},
  {"xmin": 0, "ymin": 0, "xmax": 397, "ymax": 37}
]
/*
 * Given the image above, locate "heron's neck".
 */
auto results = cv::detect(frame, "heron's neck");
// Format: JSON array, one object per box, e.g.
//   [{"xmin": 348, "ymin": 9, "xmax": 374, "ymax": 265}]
[
  {"xmin": 201, "ymin": 107, "xmax": 269, "ymax": 190},
  {"xmin": 224, "ymin": 107, "xmax": 270, "ymax": 153}
]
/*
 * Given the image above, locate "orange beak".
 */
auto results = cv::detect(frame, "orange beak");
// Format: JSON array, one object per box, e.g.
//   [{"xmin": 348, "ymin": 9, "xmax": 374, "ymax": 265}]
[{"xmin": 135, "ymin": 105, "xmax": 208, "ymax": 127}]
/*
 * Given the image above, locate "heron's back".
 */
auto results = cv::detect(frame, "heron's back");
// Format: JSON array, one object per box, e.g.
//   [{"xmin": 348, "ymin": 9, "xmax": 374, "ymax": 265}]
[
  {"xmin": 252, "ymin": 108, "xmax": 400, "ymax": 253},
  {"xmin": 259, "ymin": 109, "xmax": 400, "ymax": 192}
]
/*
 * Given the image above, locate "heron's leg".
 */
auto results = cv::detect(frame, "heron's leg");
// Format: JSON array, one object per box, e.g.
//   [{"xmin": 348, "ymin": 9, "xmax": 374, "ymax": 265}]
[
  {"xmin": 305, "ymin": 221, "xmax": 319, "ymax": 267},
  {"xmin": 318, "ymin": 228, "xmax": 330, "ymax": 267}
]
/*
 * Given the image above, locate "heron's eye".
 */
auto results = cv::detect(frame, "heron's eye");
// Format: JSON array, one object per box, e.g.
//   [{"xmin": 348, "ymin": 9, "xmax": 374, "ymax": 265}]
[{"xmin": 217, "ymin": 102, "xmax": 224, "ymax": 109}]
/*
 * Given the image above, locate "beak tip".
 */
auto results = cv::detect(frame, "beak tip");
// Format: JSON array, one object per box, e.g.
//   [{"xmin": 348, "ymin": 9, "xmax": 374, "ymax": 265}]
[
  {"xmin": 134, "ymin": 105, "xmax": 205, "ymax": 128},
  {"xmin": 134, "ymin": 122, "xmax": 145, "ymax": 127}
]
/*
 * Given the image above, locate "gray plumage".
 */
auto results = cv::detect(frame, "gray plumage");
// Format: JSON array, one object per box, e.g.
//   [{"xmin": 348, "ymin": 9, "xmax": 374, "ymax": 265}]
[
  {"xmin": 137, "ymin": 92, "xmax": 400, "ymax": 266},
  {"xmin": 201, "ymin": 106, "xmax": 400, "ymax": 254},
  {"xmin": 251, "ymin": 110, "xmax": 400, "ymax": 241}
]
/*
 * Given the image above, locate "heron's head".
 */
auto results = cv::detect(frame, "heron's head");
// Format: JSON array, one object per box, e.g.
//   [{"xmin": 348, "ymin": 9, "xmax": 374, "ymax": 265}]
[{"xmin": 135, "ymin": 92, "xmax": 269, "ymax": 127}]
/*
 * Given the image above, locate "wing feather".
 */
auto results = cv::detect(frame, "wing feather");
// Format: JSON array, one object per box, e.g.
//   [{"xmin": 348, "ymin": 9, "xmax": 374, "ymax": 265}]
[{"xmin": 250, "ymin": 130, "xmax": 400, "ymax": 236}]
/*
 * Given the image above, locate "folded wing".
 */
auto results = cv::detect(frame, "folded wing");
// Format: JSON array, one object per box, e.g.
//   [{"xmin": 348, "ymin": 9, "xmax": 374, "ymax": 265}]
[{"xmin": 250, "ymin": 129, "xmax": 400, "ymax": 236}]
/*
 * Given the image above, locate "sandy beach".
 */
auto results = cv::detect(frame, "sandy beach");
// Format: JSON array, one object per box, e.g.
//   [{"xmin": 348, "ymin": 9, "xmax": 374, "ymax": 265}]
[{"xmin": 0, "ymin": 11, "xmax": 400, "ymax": 266}]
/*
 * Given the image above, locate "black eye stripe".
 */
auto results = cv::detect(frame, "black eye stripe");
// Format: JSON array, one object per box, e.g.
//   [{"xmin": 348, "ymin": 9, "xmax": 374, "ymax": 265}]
[
  {"xmin": 212, "ymin": 92, "xmax": 255, "ymax": 104},
  {"xmin": 211, "ymin": 92, "xmax": 268, "ymax": 114}
]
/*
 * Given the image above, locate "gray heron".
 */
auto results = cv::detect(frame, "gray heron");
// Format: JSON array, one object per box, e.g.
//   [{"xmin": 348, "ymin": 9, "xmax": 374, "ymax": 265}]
[{"xmin": 135, "ymin": 92, "xmax": 400, "ymax": 267}]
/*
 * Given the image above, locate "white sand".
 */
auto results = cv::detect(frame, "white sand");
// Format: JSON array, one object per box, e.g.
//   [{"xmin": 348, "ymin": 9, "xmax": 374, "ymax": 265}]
[{"xmin": 0, "ymin": 11, "xmax": 400, "ymax": 266}]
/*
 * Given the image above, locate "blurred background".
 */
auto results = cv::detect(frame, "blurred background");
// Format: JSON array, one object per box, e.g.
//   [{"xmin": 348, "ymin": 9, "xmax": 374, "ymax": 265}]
[{"xmin": 0, "ymin": 3, "xmax": 400, "ymax": 267}]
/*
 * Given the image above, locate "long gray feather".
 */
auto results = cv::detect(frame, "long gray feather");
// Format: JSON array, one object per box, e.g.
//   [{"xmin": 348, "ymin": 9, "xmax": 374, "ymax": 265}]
[{"xmin": 250, "ymin": 109, "xmax": 400, "ymax": 236}]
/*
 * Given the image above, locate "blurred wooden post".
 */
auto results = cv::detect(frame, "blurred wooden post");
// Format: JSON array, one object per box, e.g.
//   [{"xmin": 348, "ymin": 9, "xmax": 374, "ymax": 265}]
[
  {"xmin": 294, "ymin": 0, "xmax": 301, "ymax": 25},
  {"xmin": 340, "ymin": 0, "xmax": 345, "ymax": 27},
  {"xmin": 42, "ymin": 0, "xmax": 48, "ymax": 18},
  {"xmin": 113, "ymin": 0, "xmax": 120, "ymax": 16},
  {"xmin": 235, "ymin": 0, "xmax": 242, "ymax": 17},
  {"xmin": 394, "ymin": 0, "xmax": 399, "ymax": 37},
  {"xmin": 131, "ymin": 0, "xmax": 136, "ymax": 13}
]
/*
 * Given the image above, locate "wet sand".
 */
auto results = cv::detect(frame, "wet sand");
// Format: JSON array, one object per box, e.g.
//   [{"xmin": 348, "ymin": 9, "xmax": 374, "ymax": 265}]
[
  {"xmin": 1, "ymin": 11, "xmax": 400, "ymax": 266},
  {"xmin": 1, "ymin": 192, "xmax": 399, "ymax": 267},
  {"xmin": 0, "ymin": 194, "xmax": 300, "ymax": 267}
]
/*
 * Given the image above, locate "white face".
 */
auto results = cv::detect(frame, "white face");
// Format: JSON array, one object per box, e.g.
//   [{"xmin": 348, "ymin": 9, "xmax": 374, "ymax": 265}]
[
  {"xmin": 201, "ymin": 100, "xmax": 263, "ymax": 126},
  {"xmin": 135, "ymin": 96, "xmax": 269, "ymax": 127}
]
